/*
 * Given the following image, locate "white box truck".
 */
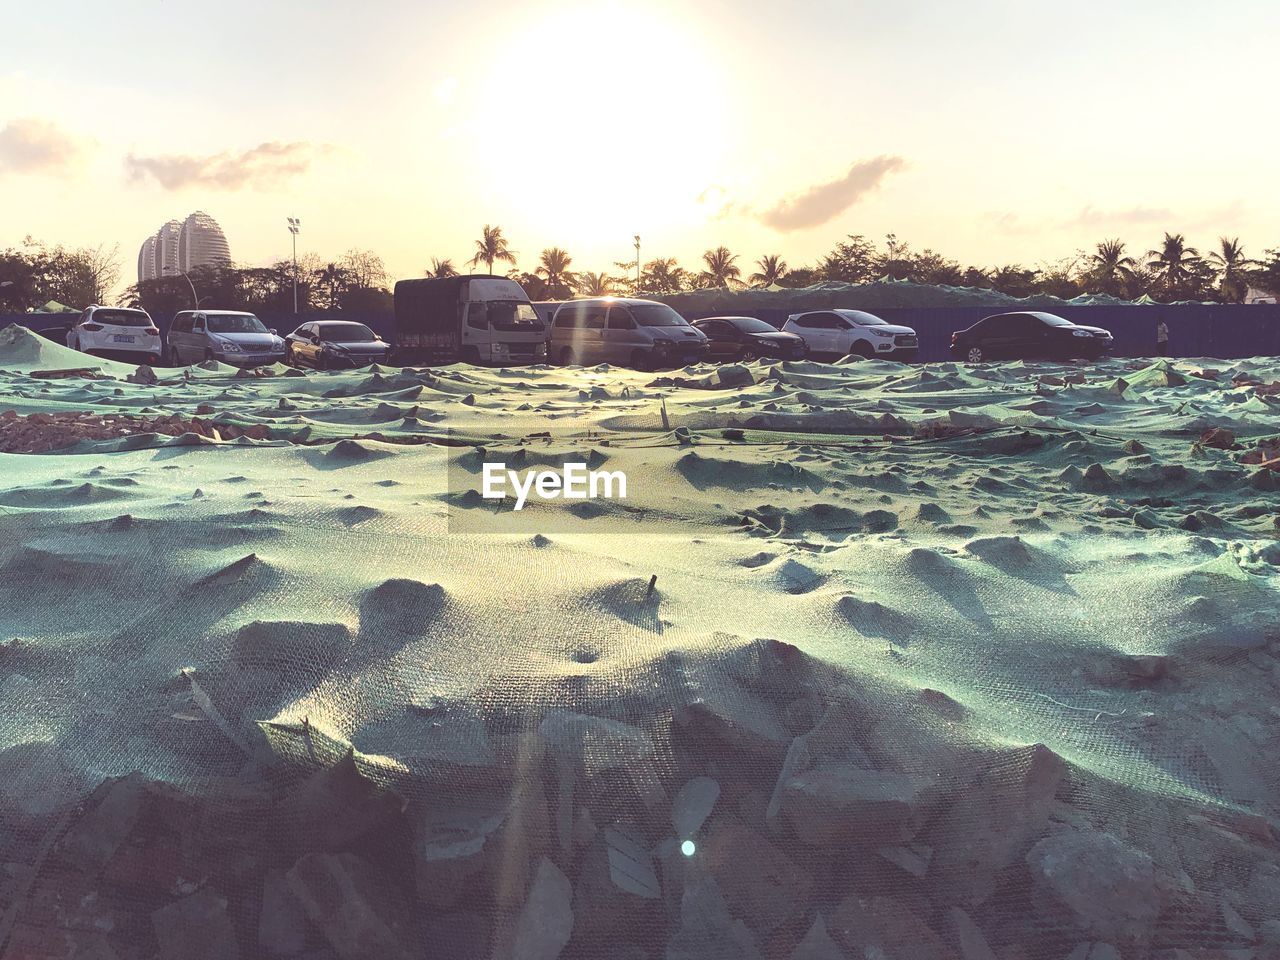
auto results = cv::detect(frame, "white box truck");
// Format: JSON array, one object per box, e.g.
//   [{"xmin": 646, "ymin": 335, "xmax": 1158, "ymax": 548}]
[{"xmin": 391, "ymin": 275, "xmax": 548, "ymax": 365}]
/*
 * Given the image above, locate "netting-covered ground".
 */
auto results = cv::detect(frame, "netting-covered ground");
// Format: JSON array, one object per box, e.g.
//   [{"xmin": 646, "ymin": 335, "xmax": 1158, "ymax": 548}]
[{"xmin": 1, "ymin": 324, "xmax": 1279, "ymax": 959}]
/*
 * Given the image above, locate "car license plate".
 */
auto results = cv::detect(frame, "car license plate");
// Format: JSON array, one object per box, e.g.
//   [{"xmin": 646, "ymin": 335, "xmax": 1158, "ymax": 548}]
[{"xmin": 112, "ymin": 335, "xmax": 136, "ymax": 343}]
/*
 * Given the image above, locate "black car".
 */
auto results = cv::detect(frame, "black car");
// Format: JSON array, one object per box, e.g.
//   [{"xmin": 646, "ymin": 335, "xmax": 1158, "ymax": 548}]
[
  {"xmin": 691, "ymin": 316, "xmax": 807, "ymax": 362},
  {"xmin": 951, "ymin": 311, "xmax": 1113, "ymax": 363},
  {"xmin": 285, "ymin": 320, "xmax": 392, "ymax": 370}
]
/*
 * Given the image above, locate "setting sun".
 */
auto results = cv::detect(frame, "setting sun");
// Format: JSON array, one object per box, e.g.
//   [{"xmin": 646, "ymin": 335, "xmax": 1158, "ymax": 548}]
[{"xmin": 474, "ymin": 2, "xmax": 733, "ymax": 242}]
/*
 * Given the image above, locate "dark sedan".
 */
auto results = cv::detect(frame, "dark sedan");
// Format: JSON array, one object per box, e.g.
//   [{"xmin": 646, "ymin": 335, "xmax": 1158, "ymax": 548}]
[
  {"xmin": 951, "ymin": 311, "xmax": 1113, "ymax": 363},
  {"xmin": 285, "ymin": 320, "xmax": 391, "ymax": 370},
  {"xmin": 691, "ymin": 316, "xmax": 807, "ymax": 362}
]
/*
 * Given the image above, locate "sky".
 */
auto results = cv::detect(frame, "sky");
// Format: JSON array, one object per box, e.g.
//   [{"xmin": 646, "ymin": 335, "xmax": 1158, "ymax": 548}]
[{"xmin": 2, "ymin": 0, "xmax": 1277, "ymax": 292}]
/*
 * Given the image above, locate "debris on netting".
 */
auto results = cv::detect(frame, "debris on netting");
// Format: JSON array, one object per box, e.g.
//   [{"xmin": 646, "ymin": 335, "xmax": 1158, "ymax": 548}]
[
  {"xmin": 1199, "ymin": 427, "xmax": 1237, "ymax": 450},
  {"xmin": 0, "ymin": 409, "xmax": 272, "ymax": 452}
]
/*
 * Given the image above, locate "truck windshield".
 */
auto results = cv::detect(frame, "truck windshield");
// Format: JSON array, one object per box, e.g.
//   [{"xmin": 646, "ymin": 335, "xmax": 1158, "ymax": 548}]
[
  {"xmin": 486, "ymin": 302, "xmax": 544, "ymax": 331},
  {"xmin": 632, "ymin": 304, "xmax": 689, "ymax": 327}
]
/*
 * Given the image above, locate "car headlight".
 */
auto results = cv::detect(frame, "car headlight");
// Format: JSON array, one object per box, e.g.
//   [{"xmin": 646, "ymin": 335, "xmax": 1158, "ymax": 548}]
[
  {"xmin": 217, "ymin": 339, "xmax": 242, "ymax": 352},
  {"xmin": 1071, "ymin": 330, "xmax": 1090, "ymax": 338},
  {"xmin": 870, "ymin": 329, "xmax": 895, "ymax": 337}
]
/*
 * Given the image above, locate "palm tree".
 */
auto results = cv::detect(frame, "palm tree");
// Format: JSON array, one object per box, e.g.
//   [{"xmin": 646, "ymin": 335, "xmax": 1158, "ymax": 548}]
[
  {"xmin": 577, "ymin": 272, "xmax": 614, "ymax": 297},
  {"xmin": 1207, "ymin": 237, "xmax": 1253, "ymax": 302},
  {"xmin": 1087, "ymin": 239, "xmax": 1135, "ymax": 294},
  {"xmin": 536, "ymin": 248, "xmax": 578, "ymax": 298},
  {"xmin": 750, "ymin": 254, "xmax": 788, "ymax": 287},
  {"xmin": 699, "ymin": 246, "xmax": 741, "ymax": 287},
  {"xmin": 1145, "ymin": 233, "xmax": 1202, "ymax": 293},
  {"xmin": 313, "ymin": 263, "xmax": 350, "ymax": 309},
  {"xmin": 640, "ymin": 258, "xmax": 687, "ymax": 295},
  {"xmin": 470, "ymin": 225, "xmax": 516, "ymax": 274},
  {"xmin": 426, "ymin": 258, "xmax": 458, "ymax": 278}
]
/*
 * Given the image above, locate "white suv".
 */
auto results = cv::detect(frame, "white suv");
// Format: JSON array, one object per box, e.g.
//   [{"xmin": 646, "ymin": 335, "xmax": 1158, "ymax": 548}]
[
  {"xmin": 782, "ymin": 309, "xmax": 918, "ymax": 362},
  {"xmin": 67, "ymin": 305, "xmax": 162, "ymax": 364}
]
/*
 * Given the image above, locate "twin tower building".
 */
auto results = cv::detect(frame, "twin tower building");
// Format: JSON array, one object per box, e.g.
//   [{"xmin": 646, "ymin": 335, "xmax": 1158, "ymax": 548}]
[{"xmin": 136, "ymin": 211, "xmax": 231, "ymax": 283}]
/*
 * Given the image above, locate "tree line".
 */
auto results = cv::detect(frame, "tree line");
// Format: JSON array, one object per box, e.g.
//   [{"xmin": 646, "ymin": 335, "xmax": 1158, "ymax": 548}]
[
  {"xmin": 436, "ymin": 226, "xmax": 1280, "ymax": 303},
  {"xmin": 3, "ymin": 227, "xmax": 1278, "ymax": 317},
  {"xmin": 0, "ymin": 238, "xmax": 122, "ymax": 312}
]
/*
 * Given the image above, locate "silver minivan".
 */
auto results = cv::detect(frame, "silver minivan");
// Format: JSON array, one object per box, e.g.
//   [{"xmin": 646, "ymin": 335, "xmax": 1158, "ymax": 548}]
[
  {"xmin": 166, "ymin": 310, "xmax": 287, "ymax": 367},
  {"xmin": 550, "ymin": 298, "xmax": 708, "ymax": 370}
]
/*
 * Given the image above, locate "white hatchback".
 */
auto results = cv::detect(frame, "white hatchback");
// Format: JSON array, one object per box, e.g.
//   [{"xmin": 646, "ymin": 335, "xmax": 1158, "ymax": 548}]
[{"xmin": 67, "ymin": 306, "xmax": 163, "ymax": 364}]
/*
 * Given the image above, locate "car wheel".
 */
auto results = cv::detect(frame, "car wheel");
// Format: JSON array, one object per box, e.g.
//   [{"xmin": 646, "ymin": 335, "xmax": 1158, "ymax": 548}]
[
  {"xmin": 630, "ymin": 349, "xmax": 653, "ymax": 371},
  {"xmin": 167, "ymin": 345, "xmax": 181, "ymax": 366},
  {"xmin": 967, "ymin": 346, "xmax": 984, "ymax": 363},
  {"xmin": 740, "ymin": 348, "xmax": 758, "ymax": 362},
  {"xmin": 204, "ymin": 349, "xmax": 216, "ymax": 363},
  {"xmin": 852, "ymin": 341, "xmax": 875, "ymax": 359},
  {"xmin": 559, "ymin": 347, "xmax": 576, "ymax": 366}
]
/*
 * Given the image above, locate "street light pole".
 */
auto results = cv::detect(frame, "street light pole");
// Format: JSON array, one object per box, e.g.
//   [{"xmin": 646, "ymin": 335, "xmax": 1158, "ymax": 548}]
[
  {"xmin": 634, "ymin": 235, "xmax": 641, "ymax": 293},
  {"xmin": 287, "ymin": 218, "xmax": 301, "ymax": 313},
  {"xmin": 181, "ymin": 273, "xmax": 199, "ymax": 308}
]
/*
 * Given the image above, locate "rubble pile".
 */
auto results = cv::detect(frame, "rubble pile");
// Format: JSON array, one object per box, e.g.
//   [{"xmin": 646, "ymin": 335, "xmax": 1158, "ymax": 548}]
[
  {"xmin": 4, "ymin": 638, "xmax": 1278, "ymax": 960},
  {"xmin": 0, "ymin": 410, "xmax": 271, "ymax": 453}
]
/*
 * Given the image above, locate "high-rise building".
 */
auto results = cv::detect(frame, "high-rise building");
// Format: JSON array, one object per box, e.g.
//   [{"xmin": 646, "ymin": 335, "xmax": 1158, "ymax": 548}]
[
  {"xmin": 155, "ymin": 220, "xmax": 182, "ymax": 277},
  {"xmin": 136, "ymin": 212, "xmax": 231, "ymax": 284},
  {"xmin": 178, "ymin": 211, "xmax": 231, "ymax": 274},
  {"xmin": 136, "ymin": 235, "xmax": 157, "ymax": 282}
]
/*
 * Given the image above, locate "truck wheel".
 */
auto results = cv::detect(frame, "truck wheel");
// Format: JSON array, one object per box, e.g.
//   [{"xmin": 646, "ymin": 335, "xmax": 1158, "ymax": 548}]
[
  {"xmin": 559, "ymin": 347, "xmax": 576, "ymax": 366},
  {"xmin": 461, "ymin": 346, "xmax": 481, "ymax": 365}
]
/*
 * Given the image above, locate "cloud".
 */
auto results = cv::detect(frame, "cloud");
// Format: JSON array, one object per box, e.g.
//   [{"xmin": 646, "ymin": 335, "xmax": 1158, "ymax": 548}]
[
  {"xmin": 0, "ymin": 117, "xmax": 86, "ymax": 174},
  {"xmin": 759, "ymin": 155, "xmax": 906, "ymax": 231},
  {"xmin": 125, "ymin": 140, "xmax": 332, "ymax": 190},
  {"xmin": 1066, "ymin": 205, "xmax": 1175, "ymax": 228}
]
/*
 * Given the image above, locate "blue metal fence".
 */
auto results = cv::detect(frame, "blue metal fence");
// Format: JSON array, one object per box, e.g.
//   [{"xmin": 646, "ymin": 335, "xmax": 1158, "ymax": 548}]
[{"xmin": 6, "ymin": 304, "xmax": 1279, "ymax": 364}]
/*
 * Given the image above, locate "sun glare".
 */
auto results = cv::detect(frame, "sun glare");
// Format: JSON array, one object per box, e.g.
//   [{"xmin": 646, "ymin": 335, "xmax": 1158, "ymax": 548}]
[{"xmin": 474, "ymin": 2, "xmax": 730, "ymax": 240}]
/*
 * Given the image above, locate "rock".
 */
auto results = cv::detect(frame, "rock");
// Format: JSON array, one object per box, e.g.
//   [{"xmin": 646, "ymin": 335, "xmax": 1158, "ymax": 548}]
[
  {"xmin": 1200, "ymin": 427, "xmax": 1235, "ymax": 449},
  {"xmin": 151, "ymin": 886, "xmax": 239, "ymax": 960},
  {"xmin": 717, "ymin": 365, "xmax": 754, "ymax": 388},
  {"xmin": 128, "ymin": 365, "xmax": 158, "ymax": 385},
  {"xmin": 1064, "ymin": 945, "xmax": 1121, "ymax": 960},
  {"xmin": 878, "ymin": 843, "xmax": 933, "ymax": 878},
  {"xmin": 701, "ymin": 816, "xmax": 813, "ymax": 935},
  {"xmin": 778, "ymin": 762, "xmax": 919, "ymax": 847},
  {"xmin": 674, "ymin": 696, "xmax": 791, "ymax": 768},
  {"xmin": 195, "ymin": 403, "xmax": 215, "ymax": 415},
  {"xmin": 828, "ymin": 894, "xmax": 957, "ymax": 960},
  {"xmin": 671, "ymin": 777, "xmax": 720, "ymax": 838},
  {"xmin": 58, "ymin": 774, "xmax": 145, "ymax": 871},
  {"xmin": 539, "ymin": 710, "xmax": 655, "ymax": 776},
  {"xmin": 1025, "ymin": 827, "xmax": 1159, "ymax": 948},
  {"xmin": 926, "ymin": 743, "xmax": 1066, "ymax": 907},
  {"xmin": 420, "ymin": 912, "xmax": 492, "ymax": 960},
  {"xmin": 259, "ymin": 868, "xmax": 308, "ymax": 955},
  {"xmin": 495, "ymin": 857, "xmax": 574, "ymax": 960},
  {"xmin": 664, "ymin": 861, "xmax": 763, "ymax": 960},
  {"xmin": 789, "ymin": 915, "xmax": 845, "ymax": 960},
  {"xmin": 279, "ymin": 752, "xmax": 404, "ymax": 856},
  {"xmin": 415, "ymin": 779, "xmax": 550, "ymax": 910},
  {"xmin": 572, "ymin": 824, "xmax": 662, "ymax": 948},
  {"xmin": 947, "ymin": 907, "xmax": 997, "ymax": 960},
  {"xmin": 286, "ymin": 852, "xmax": 415, "ymax": 960}
]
